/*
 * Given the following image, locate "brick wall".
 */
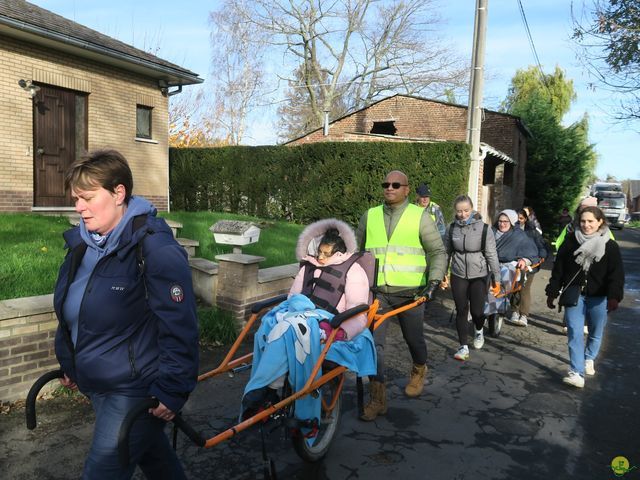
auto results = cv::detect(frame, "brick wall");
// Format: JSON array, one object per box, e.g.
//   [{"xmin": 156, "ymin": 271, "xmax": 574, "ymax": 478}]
[
  {"xmin": 290, "ymin": 95, "xmax": 524, "ymax": 159},
  {"xmin": 215, "ymin": 255, "xmax": 296, "ymax": 323},
  {"xmin": 0, "ymin": 35, "xmax": 170, "ymax": 212},
  {"xmin": 290, "ymin": 96, "xmax": 467, "ymax": 145},
  {"xmin": 289, "ymin": 95, "xmax": 528, "ymax": 214},
  {"xmin": 0, "ymin": 295, "xmax": 57, "ymax": 402}
]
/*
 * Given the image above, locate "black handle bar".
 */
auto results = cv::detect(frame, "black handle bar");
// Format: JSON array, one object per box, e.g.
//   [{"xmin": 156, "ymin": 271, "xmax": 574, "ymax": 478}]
[
  {"xmin": 330, "ymin": 304, "xmax": 370, "ymax": 328},
  {"xmin": 118, "ymin": 398, "xmax": 205, "ymax": 467},
  {"xmin": 25, "ymin": 368, "xmax": 64, "ymax": 430}
]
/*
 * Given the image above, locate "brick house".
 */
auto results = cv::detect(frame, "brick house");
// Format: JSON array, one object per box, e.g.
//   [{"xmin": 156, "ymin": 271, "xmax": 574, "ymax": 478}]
[
  {"xmin": 623, "ymin": 179, "xmax": 640, "ymax": 216},
  {"xmin": 287, "ymin": 94, "xmax": 529, "ymax": 220},
  {"xmin": 0, "ymin": 0, "xmax": 202, "ymax": 213}
]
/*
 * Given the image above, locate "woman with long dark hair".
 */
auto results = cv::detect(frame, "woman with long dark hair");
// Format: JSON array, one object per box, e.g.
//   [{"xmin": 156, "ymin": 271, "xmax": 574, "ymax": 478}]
[{"xmin": 546, "ymin": 206, "xmax": 624, "ymax": 388}]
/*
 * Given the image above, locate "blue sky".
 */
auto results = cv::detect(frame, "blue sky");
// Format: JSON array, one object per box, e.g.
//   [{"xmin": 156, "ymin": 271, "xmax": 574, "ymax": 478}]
[{"xmin": 30, "ymin": 0, "xmax": 639, "ymax": 180}]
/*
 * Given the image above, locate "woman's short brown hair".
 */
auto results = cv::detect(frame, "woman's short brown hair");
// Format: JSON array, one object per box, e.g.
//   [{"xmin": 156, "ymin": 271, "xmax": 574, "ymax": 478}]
[{"xmin": 65, "ymin": 149, "xmax": 133, "ymax": 203}]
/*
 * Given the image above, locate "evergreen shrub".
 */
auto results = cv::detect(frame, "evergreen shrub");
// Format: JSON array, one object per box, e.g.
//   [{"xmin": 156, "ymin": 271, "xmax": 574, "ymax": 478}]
[{"xmin": 170, "ymin": 142, "xmax": 470, "ymax": 224}]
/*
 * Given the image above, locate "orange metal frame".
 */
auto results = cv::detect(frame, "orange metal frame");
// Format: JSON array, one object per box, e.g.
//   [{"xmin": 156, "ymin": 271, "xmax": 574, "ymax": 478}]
[
  {"xmin": 495, "ymin": 259, "xmax": 544, "ymax": 299},
  {"xmin": 195, "ymin": 295, "xmax": 427, "ymax": 449}
]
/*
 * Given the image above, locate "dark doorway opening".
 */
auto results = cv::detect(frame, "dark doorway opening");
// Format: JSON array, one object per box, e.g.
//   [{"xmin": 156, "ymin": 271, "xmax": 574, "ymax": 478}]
[{"xmin": 370, "ymin": 121, "xmax": 397, "ymax": 135}]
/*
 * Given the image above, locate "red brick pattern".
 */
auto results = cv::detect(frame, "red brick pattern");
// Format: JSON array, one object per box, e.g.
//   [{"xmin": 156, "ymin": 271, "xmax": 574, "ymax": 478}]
[
  {"xmin": 0, "ymin": 190, "xmax": 32, "ymax": 212},
  {"xmin": 288, "ymin": 95, "xmax": 528, "ymax": 213}
]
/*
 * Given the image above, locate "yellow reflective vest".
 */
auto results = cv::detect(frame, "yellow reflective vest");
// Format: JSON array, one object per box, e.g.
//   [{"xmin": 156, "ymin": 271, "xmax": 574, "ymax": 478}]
[{"xmin": 365, "ymin": 204, "xmax": 427, "ymax": 287}]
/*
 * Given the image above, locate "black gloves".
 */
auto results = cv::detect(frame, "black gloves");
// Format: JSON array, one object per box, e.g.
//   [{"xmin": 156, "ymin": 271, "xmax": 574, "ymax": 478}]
[
  {"xmin": 417, "ymin": 280, "xmax": 441, "ymax": 301},
  {"xmin": 546, "ymin": 296, "xmax": 556, "ymax": 309}
]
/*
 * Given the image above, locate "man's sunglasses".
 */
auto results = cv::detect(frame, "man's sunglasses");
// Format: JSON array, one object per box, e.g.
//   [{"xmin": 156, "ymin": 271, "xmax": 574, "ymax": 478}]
[{"xmin": 381, "ymin": 182, "xmax": 408, "ymax": 189}]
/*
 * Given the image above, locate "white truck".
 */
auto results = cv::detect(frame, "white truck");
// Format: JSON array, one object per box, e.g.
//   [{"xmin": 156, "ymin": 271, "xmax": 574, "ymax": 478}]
[{"xmin": 590, "ymin": 182, "xmax": 627, "ymax": 229}]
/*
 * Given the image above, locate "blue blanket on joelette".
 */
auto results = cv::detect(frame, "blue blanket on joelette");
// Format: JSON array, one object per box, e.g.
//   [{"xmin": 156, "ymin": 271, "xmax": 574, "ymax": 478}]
[{"xmin": 241, "ymin": 294, "xmax": 377, "ymax": 437}]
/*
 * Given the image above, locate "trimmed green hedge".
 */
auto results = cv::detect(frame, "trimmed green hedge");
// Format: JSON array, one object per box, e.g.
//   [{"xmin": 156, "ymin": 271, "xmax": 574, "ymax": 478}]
[{"xmin": 170, "ymin": 142, "xmax": 470, "ymax": 224}]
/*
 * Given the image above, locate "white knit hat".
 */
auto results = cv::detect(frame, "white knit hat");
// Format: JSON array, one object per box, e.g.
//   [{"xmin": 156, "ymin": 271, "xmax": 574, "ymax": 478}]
[{"xmin": 499, "ymin": 209, "xmax": 519, "ymax": 227}]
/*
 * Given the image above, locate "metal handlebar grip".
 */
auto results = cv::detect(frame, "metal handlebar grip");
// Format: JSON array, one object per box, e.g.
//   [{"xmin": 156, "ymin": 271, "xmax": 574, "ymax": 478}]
[
  {"xmin": 25, "ymin": 369, "xmax": 64, "ymax": 430},
  {"xmin": 118, "ymin": 398, "xmax": 205, "ymax": 467}
]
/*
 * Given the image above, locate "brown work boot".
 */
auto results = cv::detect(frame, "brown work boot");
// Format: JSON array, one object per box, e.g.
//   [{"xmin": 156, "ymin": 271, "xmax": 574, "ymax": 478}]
[
  {"xmin": 360, "ymin": 380, "xmax": 387, "ymax": 421},
  {"xmin": 404, "ymin": 363, "xmax": 428, "ymax": 397}
]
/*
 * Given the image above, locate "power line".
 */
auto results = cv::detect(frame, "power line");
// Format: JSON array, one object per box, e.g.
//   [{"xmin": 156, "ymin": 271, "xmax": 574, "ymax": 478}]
[{"xmin": 516, "ymin": 0, "xmax": 553, "ymax": 96}]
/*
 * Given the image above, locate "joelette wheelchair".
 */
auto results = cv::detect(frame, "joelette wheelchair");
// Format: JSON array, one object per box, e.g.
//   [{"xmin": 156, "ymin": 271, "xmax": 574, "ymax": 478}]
[
  {"xmin": 485, "ymin": 260, "xmax": 544, "ymax": 337},
  {"xmin": 26, "ymin": 252, "xmax": 432, "ymax": 477}
]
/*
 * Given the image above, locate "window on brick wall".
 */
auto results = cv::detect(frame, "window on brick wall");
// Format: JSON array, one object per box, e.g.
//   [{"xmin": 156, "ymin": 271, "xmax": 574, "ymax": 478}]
[
  {"xmin": 136, "ymin": 105, "xmax": 153, "ymax": 139},
  {"xmin": 370, "ymin": 121, "xmax": 397, "ymax": 135}
]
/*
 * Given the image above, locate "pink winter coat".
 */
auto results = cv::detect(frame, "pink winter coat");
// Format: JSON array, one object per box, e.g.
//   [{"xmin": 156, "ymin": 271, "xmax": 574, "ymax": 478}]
[{"xmin": 288, "ymin": 219, "xmax": 370, "ymax": 340}]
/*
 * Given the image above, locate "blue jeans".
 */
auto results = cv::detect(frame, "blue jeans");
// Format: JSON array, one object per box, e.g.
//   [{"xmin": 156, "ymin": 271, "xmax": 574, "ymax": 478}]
[
  {"xmin": 83, "ymin": 393, "xmax": 186, "ymax": 480},
  {"xmin": 564, "ymin": 295, "xmax": 608, "ymax": 376}
]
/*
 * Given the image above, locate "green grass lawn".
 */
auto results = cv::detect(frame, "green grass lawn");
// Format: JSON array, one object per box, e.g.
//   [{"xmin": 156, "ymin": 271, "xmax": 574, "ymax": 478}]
[
  {"xmin": 159, "ymin": 211, "xmax": 303, "ymax": 268},
  {"xmin": 0, "ymin": 212, "xmax": 304, "ymax": 301},
  {"xmin": 0, "ymin": 214, "xmax": 70, "ymax": 300}
]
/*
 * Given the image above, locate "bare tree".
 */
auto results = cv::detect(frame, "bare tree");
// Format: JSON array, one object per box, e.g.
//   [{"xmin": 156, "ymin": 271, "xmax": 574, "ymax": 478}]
[
  {"xmin": 169, "ymin": 87, "xmax": 226, "ymax": 147},
  {"xmin": 210, "ymin": 0, "xmax": 467, "ymax": 140},
  {"xmin": 572, "ymin": 0, "xmax": 640, "ymax": 120},
  {"xmin": 208, "ymin": 2, "xmax": 266, "ymax": 145},
  {"xmin": 277, "ymin": 65, "xmax": 350, "ymax": 141}
]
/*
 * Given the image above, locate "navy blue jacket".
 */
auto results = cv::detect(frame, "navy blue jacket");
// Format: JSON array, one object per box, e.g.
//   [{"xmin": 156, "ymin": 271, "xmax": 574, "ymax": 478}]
[
  {"xmin": 522, "ymin": 223, "xmax": 550, "ymax": 271},
  {"xmin": 54, "ymin": 214, "xmax": 199, "ymax": 412}
]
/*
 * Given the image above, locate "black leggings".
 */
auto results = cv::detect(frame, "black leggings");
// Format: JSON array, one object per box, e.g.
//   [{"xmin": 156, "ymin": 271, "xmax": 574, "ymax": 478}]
[
  {"xmin": 451, "ymin": 275, "xmax": 488, "ymax": 346},
  {"xmin": 370, "ymin": 292, "xmax": 427, "ymax": 382}
]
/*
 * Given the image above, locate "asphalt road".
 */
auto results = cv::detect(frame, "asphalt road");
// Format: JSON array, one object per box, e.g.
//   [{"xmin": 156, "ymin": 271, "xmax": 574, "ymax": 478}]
[{"xmin": 1, "ymin": 227, "xmax": 638, "ymax": 480}]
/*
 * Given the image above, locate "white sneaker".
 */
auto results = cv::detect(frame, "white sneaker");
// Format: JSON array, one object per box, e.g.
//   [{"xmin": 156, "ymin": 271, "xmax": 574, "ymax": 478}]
[
  {"xmin": 510, "ymin": 315, "xmax": 528, "ymax": 327},
  {"xmin": 508, "ymin": 311, "xmax": 520, "ymax": 324},
  {"xmin": 585, "ymin": 359, "xmax": 595, "ymax": 376},
  {"xmin": 472, "ymin": 328, "xmax": 485, "ymax": 349},
  {"xmin": 454, "ymin": 345, "xmax": 469, "ymax": 361},
  {"xmin": 583, "ymin": 325, "xmax": 589, "ymax": 335},
  {"xmin": 562, "ymin": 371, "xmax": 585, "ymax": 388}
]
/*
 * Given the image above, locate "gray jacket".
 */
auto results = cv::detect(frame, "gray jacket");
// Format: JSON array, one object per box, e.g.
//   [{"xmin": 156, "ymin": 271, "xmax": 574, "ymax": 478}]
[
  {"xmin": 445, "ymin": 214, "xmax": 500, "ymax": 280},
  {"xmin": 356, "ymin": 199, "xmax": 447, "ymax": 293}
]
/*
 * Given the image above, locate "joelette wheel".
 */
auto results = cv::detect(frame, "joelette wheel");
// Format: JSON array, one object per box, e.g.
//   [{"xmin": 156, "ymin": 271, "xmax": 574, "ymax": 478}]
[
  {"xmin": 291, "ymin": 378, "xmax": 342, "ymax": 462},
  {"xmin": 488, "ymin": 314, "xmax": 503, "ymax": 337}
]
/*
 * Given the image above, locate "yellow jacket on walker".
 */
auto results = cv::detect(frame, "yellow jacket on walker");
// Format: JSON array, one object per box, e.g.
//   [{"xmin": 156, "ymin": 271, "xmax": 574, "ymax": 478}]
[{"xmin": 365, "ymin": 204, "xmax": 427, "ymax": 287}]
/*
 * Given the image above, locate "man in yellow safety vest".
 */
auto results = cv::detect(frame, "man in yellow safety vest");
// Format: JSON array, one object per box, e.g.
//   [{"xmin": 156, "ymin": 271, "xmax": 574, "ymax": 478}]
[{"xmin": 356, "ymin": 170, "xmax": 446, "ymax": 421}]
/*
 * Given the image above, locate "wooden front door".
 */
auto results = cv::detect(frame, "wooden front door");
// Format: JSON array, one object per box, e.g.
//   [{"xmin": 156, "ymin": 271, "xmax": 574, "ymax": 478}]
[{"xmin": 33, "ymin": 85, "xmax": 76, "ymax": 207}]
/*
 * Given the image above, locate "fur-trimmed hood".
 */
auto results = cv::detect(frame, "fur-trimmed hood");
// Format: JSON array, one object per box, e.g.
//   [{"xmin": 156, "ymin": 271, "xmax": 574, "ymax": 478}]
[{"xmin": 295, "ymin": 218, "xmax": 357, "ymax": 261}]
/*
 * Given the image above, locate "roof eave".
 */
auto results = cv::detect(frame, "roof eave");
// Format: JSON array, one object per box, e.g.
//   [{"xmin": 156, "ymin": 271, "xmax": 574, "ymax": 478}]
[
  {"xmin": 0, "ymin": 18, "xmax": 203, "ymax": 86},
  {"xmin": 480, "ymin": 142, "xmax": 516, "ymax": 164}
]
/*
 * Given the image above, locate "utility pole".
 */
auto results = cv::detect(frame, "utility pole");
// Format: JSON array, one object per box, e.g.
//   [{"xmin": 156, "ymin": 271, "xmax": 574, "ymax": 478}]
[{"xmin": 466, "ymin": 0, "xmax": 488, "ymax": 207}]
